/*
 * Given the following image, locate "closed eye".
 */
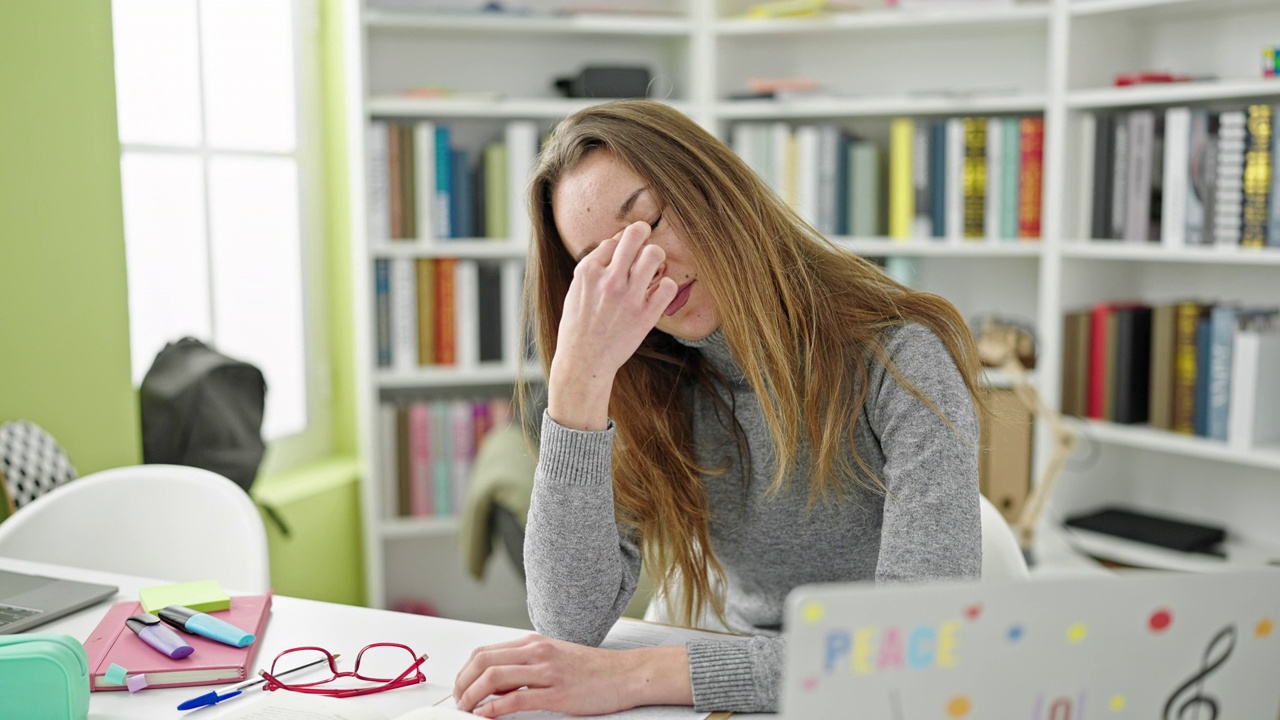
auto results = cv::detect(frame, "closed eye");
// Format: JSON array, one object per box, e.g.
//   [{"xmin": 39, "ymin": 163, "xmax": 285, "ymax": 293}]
[{"xmin": 649, "ymin": 214, "xmax": 663, "ymax": 231}]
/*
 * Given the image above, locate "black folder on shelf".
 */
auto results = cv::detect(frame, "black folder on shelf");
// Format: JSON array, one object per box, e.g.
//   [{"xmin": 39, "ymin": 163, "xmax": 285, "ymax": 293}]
[{"xmin": 1065, "ymin": 506, "xmax": 1227, "ymax": 555}]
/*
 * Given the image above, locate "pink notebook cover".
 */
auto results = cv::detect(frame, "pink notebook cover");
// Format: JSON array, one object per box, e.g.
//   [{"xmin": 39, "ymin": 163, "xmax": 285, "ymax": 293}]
[{"xmin": 83, "ymin": 593, "xmax": 273, "ymax": 691}]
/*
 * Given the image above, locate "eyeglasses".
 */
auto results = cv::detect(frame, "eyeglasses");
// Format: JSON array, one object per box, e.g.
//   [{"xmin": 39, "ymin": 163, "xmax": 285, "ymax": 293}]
[{"xmin": 260, "ymin": 643, "xmax": 427, "ymax": 698}]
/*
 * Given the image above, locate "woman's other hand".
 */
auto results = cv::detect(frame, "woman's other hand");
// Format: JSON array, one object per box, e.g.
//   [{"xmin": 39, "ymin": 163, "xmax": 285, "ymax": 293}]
[{"xmin": 453, "ymin": 634, "xmax": 692, "ymax": 718}]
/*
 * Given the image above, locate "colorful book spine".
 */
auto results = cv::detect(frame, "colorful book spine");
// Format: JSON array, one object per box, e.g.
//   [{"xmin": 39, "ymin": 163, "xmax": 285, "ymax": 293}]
[
  {"xmin": 1214, "ymin": 110, "xmax": 1246, "ymax": 247},
  {"xmin": 1018, "ymin": 117, "xmax": 1044, "ymax": 239},
  {"xmin": 413, "ymin": 121, "xmax": 436, "ymax": 242},
  {"xmin": 434, "ymin": 125, "xmax": 453, "ymax": 240},
  {"xmin": 390, "ymin": 257, "xmax": 418, "ymax": 372},
  {"xmin": 1271, "ymin": 103, "xmax": 1280, "ymax": 247},
  {"xmin": 1186, "ymin": 110, "xmax": 1216, "ymax": 246},
  {"xmin": 930, "ymin": 121, "xmax": 948, "ymax": 238},
  {"xmin": 888, "ymin": 117, "xmax": 915, "ymax": 240},
  {"xmin": 1241, "ymin": 104, "xmax": 1272, "ymax": 248},
  {"xmin": 415, "ymin": 259, "xmax": 436, "ymax": 365},
  {"xmin": 408, "ymin": 402, "xmax": 433, "ymax": 517},
  {"xmin": 431, "ymin": 401, "xmax": 451, "ymax": 516},
  {"xmin": 962, "ymin": 117, "xmax": 986, "ymax": 239},
  {"xmin": 374, "ymin": 259, "xmax": 391, "ymax": 368},
  {"xmin": 1172, "ymin": 301, "xmax": 1201, "ymax": 434},
  {"xmin": 435, "ymin": 258, "xmax": 457, "ymax": 365},
  {"xmin": 1001, "ymin": 116, "xmax": 1021, "ymax": 240}
]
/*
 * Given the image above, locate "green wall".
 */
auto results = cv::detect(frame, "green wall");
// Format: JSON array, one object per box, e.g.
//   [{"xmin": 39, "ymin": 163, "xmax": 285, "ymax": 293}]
[{"xmin": 0, "ymin": 0, "xmax": 141, "ymax": 474}]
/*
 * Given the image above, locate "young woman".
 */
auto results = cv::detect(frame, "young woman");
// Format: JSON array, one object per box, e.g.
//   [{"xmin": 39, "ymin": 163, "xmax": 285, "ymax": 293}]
[{"xmin": 453, "ymin": 100, "xmax": 984, "ymax": 717}]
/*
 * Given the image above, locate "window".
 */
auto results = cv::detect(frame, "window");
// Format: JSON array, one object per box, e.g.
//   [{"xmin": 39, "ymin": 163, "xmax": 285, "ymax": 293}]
[{"xmin": 113, "ymin": 0, "xmax": 329, "ymax": 471}]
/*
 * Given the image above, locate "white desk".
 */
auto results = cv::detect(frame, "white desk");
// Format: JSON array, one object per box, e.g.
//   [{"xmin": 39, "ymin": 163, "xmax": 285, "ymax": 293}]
[{"xmin": 1, "ymin": 556, "xmax": 533, "ymax": 719}]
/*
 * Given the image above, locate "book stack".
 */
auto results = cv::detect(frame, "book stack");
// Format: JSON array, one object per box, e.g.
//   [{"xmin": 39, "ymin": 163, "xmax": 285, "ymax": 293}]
[
  {"xmin": 1079, "ymin": 103, "xmax": 1278, "ymax": 247},
  {"xmin": 378, "ymin": 397, "xmax": 514, "ymax": 519},
  {"xmin": 367, "ymin": 119, "xmax": 540, "ymax": 243},
  {"xmin": 373, "ymin": 258, "xmax": 523, "ymax": 371},
  {"xmin": 730, "ymin": 115, "xmax": 1044, "ymax": 242},
  {"xmin": 1061, "ymin": 302, "xmax": 1280, "ymax": 449}
]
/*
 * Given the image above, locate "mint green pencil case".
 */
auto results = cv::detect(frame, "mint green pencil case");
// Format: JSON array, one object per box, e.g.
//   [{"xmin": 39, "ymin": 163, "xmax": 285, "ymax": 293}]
[{"xmin": 0, "ymin": 633, "xmax": 89, "ymax": 720}]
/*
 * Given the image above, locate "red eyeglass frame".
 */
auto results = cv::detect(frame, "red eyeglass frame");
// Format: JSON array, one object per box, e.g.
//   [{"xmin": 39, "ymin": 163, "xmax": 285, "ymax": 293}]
[{"xmin": 259, "ymin": 643, "xmax": 428, "ymax": 698}]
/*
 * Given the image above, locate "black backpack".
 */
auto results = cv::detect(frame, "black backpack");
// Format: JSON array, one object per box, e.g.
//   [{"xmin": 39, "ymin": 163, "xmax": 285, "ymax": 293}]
[{"xmin": 140, "ymin": 337, "xmax": 267, "ymax": 492}]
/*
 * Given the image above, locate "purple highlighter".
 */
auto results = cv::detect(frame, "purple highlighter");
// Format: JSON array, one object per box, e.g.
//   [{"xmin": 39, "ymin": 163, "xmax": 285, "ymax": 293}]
[{"xmin": 126, "ymin": 613, "xmax": 194, "ymax": 659}]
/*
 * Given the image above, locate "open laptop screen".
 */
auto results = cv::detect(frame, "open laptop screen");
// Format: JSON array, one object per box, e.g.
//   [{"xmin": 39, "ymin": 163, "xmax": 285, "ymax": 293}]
[{"xmin": 782, "ymin": 570, "xmax": 1280, "ymax": 719}]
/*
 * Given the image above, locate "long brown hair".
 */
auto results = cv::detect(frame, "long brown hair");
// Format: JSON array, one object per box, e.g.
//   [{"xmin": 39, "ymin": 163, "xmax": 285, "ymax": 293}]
[{"xmin": 519, "ymin": 100, "xmax": 985, "ymax": 626}]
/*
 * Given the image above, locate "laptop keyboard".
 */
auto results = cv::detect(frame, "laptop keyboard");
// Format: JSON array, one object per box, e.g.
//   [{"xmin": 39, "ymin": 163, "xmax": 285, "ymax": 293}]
[{"xmin": 0, "ymin": 603, "xmax": 41, "ymax": 629}]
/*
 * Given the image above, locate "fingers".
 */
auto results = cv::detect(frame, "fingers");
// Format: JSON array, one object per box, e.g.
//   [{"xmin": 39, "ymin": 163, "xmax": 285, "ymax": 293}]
[
  {"xmin": 453, "ymin": 635, "xmax": 541, "ymax": 700},
  {"xmin": 473, "ymin": 688, "xmax": 560, "ymax": 718},
  {"xmin": 456, "ymin": 662, "xmax": 548, "ymax": 713},
  {"xmin": 608, "ymin": 221, "xmax": 650, "ymax": 273},
  {"xmin": 643, "ymin": 277, "xmax": 680, "ymax": 325}
]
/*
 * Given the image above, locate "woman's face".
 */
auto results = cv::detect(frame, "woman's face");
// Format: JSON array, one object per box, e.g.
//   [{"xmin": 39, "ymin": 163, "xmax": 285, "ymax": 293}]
[{"xmin": 551, "ymin": 150, "xmax": 721, "ymax": 342}]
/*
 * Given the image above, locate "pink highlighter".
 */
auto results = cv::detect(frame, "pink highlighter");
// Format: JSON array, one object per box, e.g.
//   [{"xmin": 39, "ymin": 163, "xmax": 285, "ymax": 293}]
[{"xmin": 126, "ymin": 613, "xmax": 194, "ymax": 659}]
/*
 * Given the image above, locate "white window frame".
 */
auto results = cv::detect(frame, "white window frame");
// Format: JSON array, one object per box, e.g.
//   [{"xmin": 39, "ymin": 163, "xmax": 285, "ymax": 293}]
[{"xmin": 114, "ymin": 0, "xmax": 331, "ymax": 476}]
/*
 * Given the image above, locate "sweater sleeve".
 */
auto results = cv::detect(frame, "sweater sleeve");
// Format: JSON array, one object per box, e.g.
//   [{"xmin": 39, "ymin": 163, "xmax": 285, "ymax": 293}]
[
  {"xmin": 869, "ymin": 324, "xmax": 983, "ymax": 582},
  {"xmin": 524, "ymin": 411, "xmax": 644, "ymax": 646},
  {"xmin": 687, "ymin": 635, "xmax": 786, "ymax": 712}
]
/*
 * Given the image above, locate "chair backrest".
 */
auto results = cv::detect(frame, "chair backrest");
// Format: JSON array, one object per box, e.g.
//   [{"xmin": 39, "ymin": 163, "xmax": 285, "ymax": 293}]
[
  {"xmin": 0, "ymin": 464, "xmax": 270, "ymax": 592},
  {"xmin": 0, "ymin": 420, "xmax": 78, "ymax": 509},
  {"xmin": 980, "ymin": 492, "xmax": 1030, "ymax": 579}
]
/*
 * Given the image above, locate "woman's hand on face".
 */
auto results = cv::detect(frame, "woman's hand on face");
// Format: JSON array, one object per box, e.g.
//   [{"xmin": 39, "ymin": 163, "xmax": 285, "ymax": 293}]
[
  {"xmin": 553, "ymin": 220, "xmax": 679, "ymax": 382},
  {"xmin": 452, "ymin": 634, "xmax": 691, "ymax": 718}
]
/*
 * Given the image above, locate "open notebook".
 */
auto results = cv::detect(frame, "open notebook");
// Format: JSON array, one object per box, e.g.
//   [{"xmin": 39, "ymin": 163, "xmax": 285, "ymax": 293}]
[{"xmin": 781, "ymin": 569, "xmax": 1280, "ymax": 718}]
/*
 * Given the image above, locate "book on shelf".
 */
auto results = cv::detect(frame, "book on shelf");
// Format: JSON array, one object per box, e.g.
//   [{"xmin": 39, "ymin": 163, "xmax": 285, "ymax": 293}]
[
  {"xmin": 1192, "ymin": 307, "xmax": 1214, "ymax": 436},
  {"xmin": 1017, "ymin": 116, "xmax": 1043, "ymax": 239},
  {"xmin": 416, "ymin": 259, "xmax": 437, "ymax": 365},
  {"xmin": 1160, "ymin": 107, "xmax": 1191, "ymax": 248},
  {"xmin": 1171, "ymin": 300, "xmax": 1203, "ymax": 435},
  {"xmin": 912, "ymin": 120, "xmax": 931, "ymax": 239},
  {"xmin": 1271, "ymin": 102, "xmax": 1280, "ymax": 247},
  {"xmin": 1228, "ymin": 310, "xmax": 1280, "ymax": 450},
  {"xmin": 889, "ymin": 117, "xmax": 915, "ymax": 239},
  {"xmin": 1111, "ymin": 304, "xmax": 1153, "ymax": 425},
  {"xmin": 1213, "ymin": 110, "xmax": 1246, "ymax": 248},
  {"xmin": 962, "ymin": 116, "xmax": 986, "ymax": 240},
  {"xmin": 375, "ymin": 259, "xmax": 392, "ymax": 368},
  {"xmin": 1205, "ymin": 305, "xmax": 1240, "ymax": 441},
  {"xmin": 84, "ymin": 595, "xmax": 272, "ymax": 692},
  {"xmin": 1147, "ymin": 302, "xmax": 1178, "ymax": 431},
  {"xmin": 1061, "ymin": 309, "xmax": 1091, "ymax": 418},
  {"xmin": 380, "ymin": 397, "xmax": 514, "ymax": 519},
  {"xmin": 945, "ymin": 116, "xmax": 963, "ymax": 240},
  {"xmin": 1122, "ymin": 109, "xmax": 1156, "ymax": 244},
  {"xmin": 1186, "ymin": 109, "xmax": 1217, "ymax": 247},
  {"xmin": 391, "ymin": 257, "xmax": 418, "ymax": 372},
  {"xmin": 414, "ymin": 121, "xmax": 436, "ymax": 243},
  {"xmin": 1242, "ymin": 103, "xmax": 1272, "ymax": 249}
]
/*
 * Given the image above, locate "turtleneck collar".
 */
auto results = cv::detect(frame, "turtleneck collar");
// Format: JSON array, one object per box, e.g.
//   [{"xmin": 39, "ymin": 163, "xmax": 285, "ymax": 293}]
[{"xmin": 673, "ymin": 328, "xmax": 746, "ymax": 384}]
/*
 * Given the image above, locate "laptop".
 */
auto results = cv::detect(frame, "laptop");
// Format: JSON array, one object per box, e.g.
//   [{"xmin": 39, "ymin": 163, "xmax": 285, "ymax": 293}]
[
  {"xmin": 0, "ymin": 569, "xmax": 117, "ymax": 634},
  {"xmin": 781, "ymin": 569, "xmax": 1280, "ymax": 718}
]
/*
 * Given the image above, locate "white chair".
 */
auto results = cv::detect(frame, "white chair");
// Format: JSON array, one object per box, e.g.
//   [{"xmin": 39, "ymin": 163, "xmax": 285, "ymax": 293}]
[
  {"xmin": 980, "ymin": 493, "xmax": 1030, "ymax": 579},
  {"xmin": 0, "ymin": 464, "xmax": 270, "ymax": 592}
]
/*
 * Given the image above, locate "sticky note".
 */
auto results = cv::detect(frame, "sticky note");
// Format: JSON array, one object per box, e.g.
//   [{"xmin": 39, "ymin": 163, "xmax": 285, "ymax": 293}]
[
  {"xmin": 138, "ymin": 580, "xmax": 230, "ymax": 614},
  {"xmin": 104, "ymin": 663, "xmax": 128, "ymax": 686},
  {"xmin": 126, "ymin": 674, "xmax": 149, "ymax": 693}
]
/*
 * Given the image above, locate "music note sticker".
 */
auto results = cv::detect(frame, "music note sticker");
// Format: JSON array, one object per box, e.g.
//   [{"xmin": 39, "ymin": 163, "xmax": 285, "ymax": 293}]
[{"xmin": 1162, "ymin": 624, "xmax": 1236, "ymax": 720}]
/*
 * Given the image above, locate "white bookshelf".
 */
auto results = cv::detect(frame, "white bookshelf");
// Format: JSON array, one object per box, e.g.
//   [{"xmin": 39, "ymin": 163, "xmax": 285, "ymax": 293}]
[{"xmin": 345, "ymin": 0, "xmax": 1280, "ymax": 619}]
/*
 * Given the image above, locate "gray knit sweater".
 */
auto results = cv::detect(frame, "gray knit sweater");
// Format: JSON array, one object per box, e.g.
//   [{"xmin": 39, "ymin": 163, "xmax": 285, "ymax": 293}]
[{"xmin": 524, "ymin": 323, "xmax": 981, "ymax": 712}]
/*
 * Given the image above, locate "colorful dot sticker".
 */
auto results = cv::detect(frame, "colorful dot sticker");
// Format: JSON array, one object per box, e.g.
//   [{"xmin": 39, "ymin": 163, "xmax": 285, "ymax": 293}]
[
  {"xmin": 964, "ymin": 603, "xmax": 983, "ymax": 621},
  {"xmin": 1007, "ymin": 624, "xmax": 1024, "ymax": 642},
  {"xmin": 1257, "ymin": 617, "xmax": 1274, "ymax": 638},
  {"xmin": 800, "ymin": 602, "xmax": 825, "ymax": 624},
  {"xmin": 1067, "ymin": 623, "xmax": 1088, "ymax": 644},
  {"xmin": 946, "ymin": 695, "xmax": 972, "ymax": 717},
  {"xmin": 1149, "ymin": 608, "xmax": 1173, "ymax": 633},
  {"xmin": 1110, "ymin": 695, "xmax": 1127, "ymax": 712}
]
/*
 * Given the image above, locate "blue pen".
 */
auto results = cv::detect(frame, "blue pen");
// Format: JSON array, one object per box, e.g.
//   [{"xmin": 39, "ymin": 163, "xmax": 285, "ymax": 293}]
[{"xmin": 176, "ymin": 654, "xmax": 336, "ymax": 711}]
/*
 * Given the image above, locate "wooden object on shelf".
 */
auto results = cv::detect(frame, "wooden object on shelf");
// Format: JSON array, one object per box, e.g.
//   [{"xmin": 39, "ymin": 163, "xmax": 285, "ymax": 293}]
[{"xmin": 976, "ymin": 320, "xmax": 1079, "ymax": 564}]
